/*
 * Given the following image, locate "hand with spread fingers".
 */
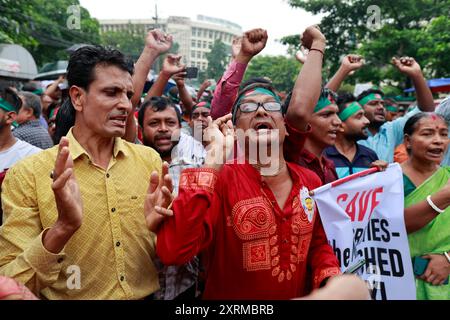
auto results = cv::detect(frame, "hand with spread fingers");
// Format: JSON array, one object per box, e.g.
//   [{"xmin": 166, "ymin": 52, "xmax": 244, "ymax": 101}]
[
  {"xmin": 51, "ymin": 137, "xmax": 83, "ymax": 231},
  {"xmin": 419, "ymin": 254, "xmax": 450, "ymax": 286},
  {"xmin": 392, "ymin": 56, "xmax": 422, "ymax": 77},
  {"xmin": 203, "ymin": 114, "xmax": 235, "ymax": 171},
  {"xmin": 144, "ymin": 162, "xmax": 174, "ymax": 233},
  {"xmin": 162, "ymin": 54, "xmax": 186, "ymax": 77},
  {"xmin": 146, "ymin": 29, "xmax": 173, "ymax": 55}
]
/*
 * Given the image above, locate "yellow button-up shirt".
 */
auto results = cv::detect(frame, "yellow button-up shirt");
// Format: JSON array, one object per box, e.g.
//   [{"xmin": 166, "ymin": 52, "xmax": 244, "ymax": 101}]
[{"xmin": 0, "ymin": 129, "xmax": 162, "ymax": 299}]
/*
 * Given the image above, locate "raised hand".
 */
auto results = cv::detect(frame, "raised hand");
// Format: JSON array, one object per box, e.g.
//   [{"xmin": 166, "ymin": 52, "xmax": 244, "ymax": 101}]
[
  {"xmin": 295, "ymin": 47, "xmax": 308, "ymax": 64},
  {"xmin": 231, "ymin": 36, "xmax": 242, "ymax": 59},
  {"xmin": 144, "ymin": 162, "xmax": 174, "ymax": 233},
  {"xmin": 145, "ymin": 29, "xmax": 173, "ymax": 55},
  {"xmin": 237, "ymin": 28, "xmax": 268, "ymax": 63},
  {"xmin": 301, "ymin": 25, "xmax": 326, "ymax": 50},
  {"xmin": 162, "ymin": 54, "xmax": 186, "ymax": 77},
  {"xmin": 172, "ymin": 70, "xmax": 187, "ymax": 86},
  {"xmin": 203, "ymin": 114, "xmax": 235, "ymax": 171},
  {"xmin": 392, "ymin": 56, "xmax": 422, "ymax": 77},
  {"xmin": 341, "ymin": 54, "xmax": 364, "ymax": 74},
  {"xmin": 51, "ymin": 137, "xmax": 83, "ymax": 231}
]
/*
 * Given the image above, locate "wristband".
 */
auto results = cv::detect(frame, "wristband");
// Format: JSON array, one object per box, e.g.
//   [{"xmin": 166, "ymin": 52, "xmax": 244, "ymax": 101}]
[
  {"xmin": 426, "ymin": 195, "xmax": 445, "ymax": 214},
  {"xmin": 309, "ymin": 48, "xmax": 324, "ymax": 56}
]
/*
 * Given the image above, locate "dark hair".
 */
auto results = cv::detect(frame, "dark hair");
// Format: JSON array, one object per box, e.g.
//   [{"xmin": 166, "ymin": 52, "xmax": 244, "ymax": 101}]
[
  {"xmin": 356, "ymin": 88, "xmax": 384, "ymax": 103},
  {"xmin": 54, "ymin": 98, "xmax": 76, "ymax": 144},
  {"xmin": 337, "ymin": 93, "xmax": 356, "ymax": 114},
  {"xmin": 240, "ymin": 77, "xmax": 272, "ymax": 90},
  {"xmin": 19, "ymin": 91, "xmax": 41, "ymax": 118},
  {"xmin": 138, "ymin": 96, "xmax": 182, "ymax": 128},
  {"xmin": 67, "ymin": 45, "xmax": 134, "ymax": 91},
  {"xmin": 64, "ymin": 45, "xmax": 134, "ymax": 123},
  {"xmin": 403, "ymin": 112, "xmax": 446, "ymax": 136},
  {"xmin": 384, "ymin": 98, "xmax": 398, "ymax": 107},
  {"xmin": 0, "ymin": 82, "xmax": 22, "ymax": 112}
]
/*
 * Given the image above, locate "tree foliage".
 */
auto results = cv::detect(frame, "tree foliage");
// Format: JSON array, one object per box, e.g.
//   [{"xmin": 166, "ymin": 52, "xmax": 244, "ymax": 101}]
[
  {"xmin": 205, "ymin": 39, "xmax": 228, "ymax": 80},
  {"xmin": 244, "ymin": 56, "xmax": 301, "ymax": 93},
  {"xmin": 0, "ymin": 0, "xmax": 100, "ymax": 68},
  {"xmin": 282, "ymin": 0, "xmax": 450, "ymax": 88}
]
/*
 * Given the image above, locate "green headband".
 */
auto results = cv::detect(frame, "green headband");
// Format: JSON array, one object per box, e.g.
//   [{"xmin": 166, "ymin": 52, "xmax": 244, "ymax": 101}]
[
  {"xmin": 236, "ymin": 87, "xmax": 281, "ymax": 106},
  {"xmin": 339, "ymin": 102, "xmax": 363, "ymax": 121},
  {"xmin": 192, "ymin": 101, "xmax": 211, "ymax": 113},
  {"xmin": 0, "ymin": 97, "xmax": 16, "ymax": 112},
  {"xmin": 314, "ymin": 96, "xmax": 334, "ymax": 113},
  {"xmin": 358, "ymin": 93, "xmax": 383, "ymax": 106},
  {"xmin": 385, "ymin": 105, "xmax": 397, "ymax": 112},
  {"xmin": 32, "ymin": 88, "xmax": 44, "ymax": 96}
]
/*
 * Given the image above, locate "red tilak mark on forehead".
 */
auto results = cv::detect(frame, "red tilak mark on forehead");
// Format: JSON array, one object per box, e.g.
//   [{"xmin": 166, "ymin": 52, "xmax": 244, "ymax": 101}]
[{"xmin": 431, "ymin": 114, "xmax": 438, "ymax": 120}]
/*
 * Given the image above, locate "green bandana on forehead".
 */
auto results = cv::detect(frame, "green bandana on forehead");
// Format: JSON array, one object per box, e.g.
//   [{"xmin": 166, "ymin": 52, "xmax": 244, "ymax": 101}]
[
  {"xmin": 192, "ymin": 101, "xmax": 211, "ymax": 113},
  {"xmin": 385, "ymin": 105, "xmax": 397, "ymax": 112},
  {"xmin": 237, "ymin": 87, "xmax": 281, "ymax": 105},
  {"xmin": 0, "ymin": 97, "xmax": 16, "ymax": 112},
  {"xmin": 339, "ymin": 101, "xmax": 363, "ymax": 121},
  {"xmin": 314, "ymin": 96, "xmax": 335, "ymax": 113},
  {"xmin": 358, "ymin": 93, "xmax": 383, "ymax": 106}
]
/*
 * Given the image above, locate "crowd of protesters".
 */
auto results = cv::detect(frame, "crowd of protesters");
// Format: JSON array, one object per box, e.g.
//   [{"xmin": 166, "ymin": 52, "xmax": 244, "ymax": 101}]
[{"xmin": 0, "ymin": 24, "xmax": 448, "ymax": 300}]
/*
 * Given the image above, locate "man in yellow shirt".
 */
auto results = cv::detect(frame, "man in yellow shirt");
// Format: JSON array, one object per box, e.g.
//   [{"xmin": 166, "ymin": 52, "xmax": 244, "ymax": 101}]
[{"xmin": 0, "ymin": 30, "xmax": 173, "ymax": 299}]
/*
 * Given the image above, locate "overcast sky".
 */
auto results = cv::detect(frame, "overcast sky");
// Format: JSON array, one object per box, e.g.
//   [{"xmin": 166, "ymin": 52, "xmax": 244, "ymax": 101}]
[{"xmin": 79, "ymin": 0, "xmax": 323, "ymax": 56}]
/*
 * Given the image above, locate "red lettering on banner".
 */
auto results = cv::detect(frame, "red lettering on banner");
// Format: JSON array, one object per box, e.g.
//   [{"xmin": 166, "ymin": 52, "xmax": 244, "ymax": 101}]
[
  {"xmin": 336, "ymin": 187, "xmax": 384, "ymax": 222},
  {"xmin": 369, "ymin": 187, "xmax": 383, "ymax": 219}
]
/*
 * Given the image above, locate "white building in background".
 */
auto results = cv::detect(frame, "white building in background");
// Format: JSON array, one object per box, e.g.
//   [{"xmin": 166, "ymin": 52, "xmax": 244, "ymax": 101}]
[{"xmin": 99, "ymin": 15, "xmax": 242, "ymax": 71}]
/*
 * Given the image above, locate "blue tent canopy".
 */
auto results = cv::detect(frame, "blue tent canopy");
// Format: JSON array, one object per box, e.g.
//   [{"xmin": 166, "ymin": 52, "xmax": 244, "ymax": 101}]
[{"xmin": 404, "ymin": 78, "xmax": 450, "ymax": 93}]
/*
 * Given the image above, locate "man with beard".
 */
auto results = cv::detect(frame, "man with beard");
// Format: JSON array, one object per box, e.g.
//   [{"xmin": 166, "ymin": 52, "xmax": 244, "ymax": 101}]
[
  {"xmin": 148, "ymin": 84, "xmax": 341, "ymax": 299},
  {"xmin": 356, "ymin": 57, "xmax": 435, "ymax": 162},
  {"xmin": 144, "ymin": 25, "xmax": 343, "ymax": 300},
  {"xmin": 138, "ymin": 96, "xmax": 206, "ymax": 193},
  {"xmin": 137, "ymin": 95, "xmax": 204, "ymax": 300},
  {"xmin": 324, "ymin": 94, "xmax": 384, "ymax": 179}
]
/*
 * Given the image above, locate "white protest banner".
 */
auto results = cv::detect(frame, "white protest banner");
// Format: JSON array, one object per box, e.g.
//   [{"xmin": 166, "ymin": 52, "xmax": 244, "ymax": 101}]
[{"xmin": 312, "ymin": 163, "xmax": 416, "ymax": 300}]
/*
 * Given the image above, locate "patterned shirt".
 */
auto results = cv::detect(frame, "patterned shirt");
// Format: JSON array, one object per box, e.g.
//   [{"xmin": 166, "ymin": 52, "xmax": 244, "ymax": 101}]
[
  {"xmin": 0, "ymin": 128, "xmax": 162, "ymax": 299},
  {"xmin": 13, "ymin": 120, "xmax": 54, "ymax": 149},
  {"xmin": 156, "ymin": 163, "xmax": 340, "ymax": 299}
]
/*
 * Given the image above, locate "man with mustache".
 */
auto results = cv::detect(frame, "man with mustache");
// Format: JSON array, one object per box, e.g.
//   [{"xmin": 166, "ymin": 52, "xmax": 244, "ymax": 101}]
[
  {"xmin": 0, "ymin": 30, "xmax": 172, "ymax": 299},
  {"xmin": 144, "ymin": 26, "xmax": 343, "ymax": 300},
  {"xmin": 355, "ymin": 57, "xmax": 435, "ymax": 163},
  {"xmin": 324, "ymin": 94, "xmax": 384, "ymax": 179},
  {"xmin": 138, "ymin": 95, "xmax": 205, "ymax": 300}
]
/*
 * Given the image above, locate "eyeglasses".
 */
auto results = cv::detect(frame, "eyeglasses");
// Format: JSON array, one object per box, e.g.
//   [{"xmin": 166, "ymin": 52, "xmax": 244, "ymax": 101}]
[{"xmin": 238, "ymin": 101, "xmax": 282, "ymax": 113}]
